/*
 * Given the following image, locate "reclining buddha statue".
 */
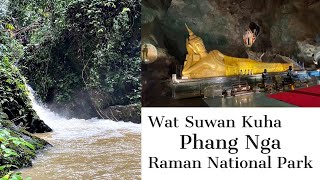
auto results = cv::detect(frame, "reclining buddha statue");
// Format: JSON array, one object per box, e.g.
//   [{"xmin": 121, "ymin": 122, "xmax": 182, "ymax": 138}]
[{"xmin": 182, "ymin": 25, "xmax": 292, "ymax": 79}]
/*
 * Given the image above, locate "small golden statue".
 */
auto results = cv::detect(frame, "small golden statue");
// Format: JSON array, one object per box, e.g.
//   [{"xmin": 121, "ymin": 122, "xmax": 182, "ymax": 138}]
[
  {"xmin": 182, "ymin": 25, "xmax": 292, "ymax": 79},
  {"xmin": 142, "ymin": 44, "xmax": 149, "ymax": 61}
]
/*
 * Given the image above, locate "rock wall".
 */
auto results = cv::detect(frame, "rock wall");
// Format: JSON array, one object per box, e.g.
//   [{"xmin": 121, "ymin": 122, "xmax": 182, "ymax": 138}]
[
  {"xmin": 102, "ymin": 104, "xmax": 141, "ymax": 124},
  {"xmin": 297, "ymin": 40, "xmax": 320, "ymax": 65},
  {"xmin": 142, "ymin": 0, "xmax": 320, "ymax": 66},
  {"xmin": 0, "ymin": 61, "xmax": 50, "ymax": 174},
  {"xmin": 0, "ymin": 59, "xmax": 51, "ymax": 133}
]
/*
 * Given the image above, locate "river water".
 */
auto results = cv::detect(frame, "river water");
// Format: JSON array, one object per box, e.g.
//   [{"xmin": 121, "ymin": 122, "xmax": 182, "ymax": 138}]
[{"xmin": 21, "ymin": 88, "xmax": 141, "ymax": 179}]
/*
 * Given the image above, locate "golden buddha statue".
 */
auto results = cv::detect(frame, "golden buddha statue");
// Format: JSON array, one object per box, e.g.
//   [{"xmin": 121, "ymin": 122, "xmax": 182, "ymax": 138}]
[{"xmin": 182, "ymin": 25, "xmax": 292, "ymax": 79}]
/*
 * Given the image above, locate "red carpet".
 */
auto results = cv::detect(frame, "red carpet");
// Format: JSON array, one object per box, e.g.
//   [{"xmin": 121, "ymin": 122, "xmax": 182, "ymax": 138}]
[{"xmin": 268, "ymin": 85, "xmax": 320, "ymax": 107}]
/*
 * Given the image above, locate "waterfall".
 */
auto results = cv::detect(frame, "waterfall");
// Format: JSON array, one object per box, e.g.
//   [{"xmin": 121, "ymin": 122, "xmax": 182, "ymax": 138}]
[
  {"xmin": 26, "ymin": 85, "xmax": 140, "ymax": 140},
  {"xmin": 21, "ymin": 85, "xmax": 141, "ymax": 179}
]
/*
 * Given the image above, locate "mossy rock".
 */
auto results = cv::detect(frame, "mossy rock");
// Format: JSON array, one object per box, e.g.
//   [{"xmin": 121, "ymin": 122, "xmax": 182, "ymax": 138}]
[
  {"xmin": 102, "ymin": 104, "xmax": 141, "ymax": 124},
  {"xmin": 0, "ymin": 120, "xmax": 50, "ymax": 176}
]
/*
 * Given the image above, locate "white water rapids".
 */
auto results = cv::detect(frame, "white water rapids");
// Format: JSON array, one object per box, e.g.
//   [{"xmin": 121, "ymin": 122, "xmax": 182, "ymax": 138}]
[{"xmin": 21, "ymin": 87, "xmax": 141, "ymax": 179}]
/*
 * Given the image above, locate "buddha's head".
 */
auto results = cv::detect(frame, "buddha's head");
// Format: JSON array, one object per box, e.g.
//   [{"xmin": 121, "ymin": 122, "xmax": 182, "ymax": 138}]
[{"xmin": 185, "ymin": 24, "xmax": 207, "ymax": 56}]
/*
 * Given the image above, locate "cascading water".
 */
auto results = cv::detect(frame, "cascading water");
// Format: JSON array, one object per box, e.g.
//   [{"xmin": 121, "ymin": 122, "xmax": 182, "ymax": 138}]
[{"xmin": 21, "ymin": 86, "xmax": 141, "ymax": 179}]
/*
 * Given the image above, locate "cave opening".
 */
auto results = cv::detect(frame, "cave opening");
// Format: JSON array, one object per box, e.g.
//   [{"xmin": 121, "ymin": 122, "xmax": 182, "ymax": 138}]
[{"xmin": 249, "ymin": 22, "xmax": 260, "ymax": 36}]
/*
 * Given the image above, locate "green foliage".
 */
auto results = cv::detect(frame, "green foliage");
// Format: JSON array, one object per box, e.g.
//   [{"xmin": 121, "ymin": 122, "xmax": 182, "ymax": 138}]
[
  {"xmin": 75, "ymin": 0, "xmax": 141, "ymax": 106},
  {"xmin": 22, "ymin": 42, "xmax": 82, "ymax": 104},
  {"xmin": 0, "ymin": 1, "xmax": 50, "ymax": 179},
  {"xmin": 0, "ymin": 23, "xmax": 24, "ymax": 64},
  {"xmin": 20, "ymin": 0, "xmax": 141, "ymax": 112},
  {"xmin": 0, "ymin": 56, "xmax": 34, "ymax": 128},
  {"xmin": 3, "ymin": 0, "xmax": 141, "ymax": 118},
  {"xmin": 0, "ymin": 129, "xmax": 35, "ymax": 178},
  {"xmin": 4, "ymin": 24, "xmax": 14, "ymax": 31},
  {"xmin": 0, "ymin": 129, "xmax": 35, "ymax": 160},
  {"xmin": 69, "ymin": 0, "xmax": 141, "ymax": 106},
  {"xmin": 0, "ymin": 171, "xmax": 32, "ymax": 180},
  {"xmin": 5, "ymin": 0, "xmax": 77, "ymax": 46},
  {"xmin": 0, "ymin": 21, "xmax": 50, "ymax": 131}
]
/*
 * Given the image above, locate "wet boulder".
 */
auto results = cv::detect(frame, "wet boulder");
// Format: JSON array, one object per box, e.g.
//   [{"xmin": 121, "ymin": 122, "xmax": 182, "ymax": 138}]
[{"xmin": 102, "ymin": 104, "xmax": 141, "ymax": 124}]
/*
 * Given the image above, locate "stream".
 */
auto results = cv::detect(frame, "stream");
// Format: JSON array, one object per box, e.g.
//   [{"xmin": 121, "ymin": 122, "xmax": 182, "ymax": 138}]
[{"xmin": 20, "ymin": 87, "xmax": 141, "ymax": 179}]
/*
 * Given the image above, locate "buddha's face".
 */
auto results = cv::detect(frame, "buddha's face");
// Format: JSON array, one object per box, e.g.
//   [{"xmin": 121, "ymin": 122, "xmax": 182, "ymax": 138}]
[{"xmin": 188, "ymin": 38, "xmax": 207, "ymax": 54}]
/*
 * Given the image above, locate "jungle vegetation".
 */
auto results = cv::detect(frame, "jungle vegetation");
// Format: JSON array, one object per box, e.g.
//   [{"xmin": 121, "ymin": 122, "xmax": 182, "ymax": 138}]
[
  {"xmin": 1, "ymin": 0, "xmax": 141, "ymax": 178},
  {"xmin": 2, "ymin": 0, "xmax": 141, "ymax": 118}
]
